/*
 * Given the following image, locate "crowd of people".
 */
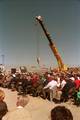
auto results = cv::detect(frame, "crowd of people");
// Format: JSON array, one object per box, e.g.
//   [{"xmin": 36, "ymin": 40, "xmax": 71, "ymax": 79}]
[
  {"xmin": 0, "ymin": 66, "xmax": 80, "ymax": 105},
  {"xmin": 0, "ymin": 68, "xmax": 80, "ymax": 105},
  {"xmin": 0, "ymin": 66, "xmax": 80, "ymax": 119}
]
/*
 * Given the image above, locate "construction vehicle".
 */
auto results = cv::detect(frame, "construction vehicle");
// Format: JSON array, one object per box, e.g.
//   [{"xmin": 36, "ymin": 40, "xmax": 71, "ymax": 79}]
[{"xmin": 36, "ymin": 16, "xmax": 67, "ymax": 71}]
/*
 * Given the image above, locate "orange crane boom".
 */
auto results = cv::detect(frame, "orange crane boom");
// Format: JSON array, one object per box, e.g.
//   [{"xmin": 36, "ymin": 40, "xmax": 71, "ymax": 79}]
[{"xmin": 36, "ymin": 16, "xmax": 67, "ymax": 71}]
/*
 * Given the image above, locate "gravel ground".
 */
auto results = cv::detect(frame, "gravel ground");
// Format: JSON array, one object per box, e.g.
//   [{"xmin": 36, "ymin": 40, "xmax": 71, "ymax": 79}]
[{"xmin": 1, "ymin": 87, "xmax": 80, "ymax": 120}]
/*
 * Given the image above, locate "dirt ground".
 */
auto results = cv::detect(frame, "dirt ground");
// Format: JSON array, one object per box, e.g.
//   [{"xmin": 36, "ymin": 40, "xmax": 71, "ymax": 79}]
[{"xmin": 1, "ymin": 87, "xmax": 80, "ymax": 120}]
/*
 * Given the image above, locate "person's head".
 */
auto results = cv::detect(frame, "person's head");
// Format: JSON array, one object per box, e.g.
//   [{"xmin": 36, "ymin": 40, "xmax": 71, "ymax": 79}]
[
  {"xmin": 51, "ymin": 106, "xmax": 73, "ymax": 120},
  {"xmin": 0, "ymin": 89, "xmax": 5, "ymax": 101},
  {"xmin": 0, "ymin": 101, "xmax": 8, "ymax": 120},
  {"xmin": 16, "ymin": 95, "xmax": 29, "ymax": 107}
]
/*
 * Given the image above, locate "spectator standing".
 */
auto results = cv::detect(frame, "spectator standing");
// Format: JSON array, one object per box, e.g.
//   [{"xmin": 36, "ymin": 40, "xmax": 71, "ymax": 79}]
[{"xmin": 43, "ymin": 78, "xmax": 57, "ymax": 102}]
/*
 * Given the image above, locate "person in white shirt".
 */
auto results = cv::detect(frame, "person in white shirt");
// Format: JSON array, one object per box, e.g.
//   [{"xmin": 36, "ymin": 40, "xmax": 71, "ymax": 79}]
[
  {"xmin": 43, "ymin": 79, "xmax": 57, "ymax": 102},
  {"xmin": 61, "ymin": 79, "xmax": 66, "ymax": 89}
]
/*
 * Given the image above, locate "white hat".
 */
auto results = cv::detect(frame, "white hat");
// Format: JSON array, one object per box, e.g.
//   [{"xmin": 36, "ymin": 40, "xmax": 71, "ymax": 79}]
[
  {"xmin": 12, "ymin": 74, "xmax": 16, "ymax": 77},
  {"xmin": 70, "ymin": 77, "xmax": 75, "ymax": 81}
]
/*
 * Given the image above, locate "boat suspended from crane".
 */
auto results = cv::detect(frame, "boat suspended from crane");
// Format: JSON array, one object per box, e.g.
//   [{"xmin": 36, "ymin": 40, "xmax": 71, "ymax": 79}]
[{"xmin": 36, "ymin": 16, "xmax": 67, "ymax": 71}]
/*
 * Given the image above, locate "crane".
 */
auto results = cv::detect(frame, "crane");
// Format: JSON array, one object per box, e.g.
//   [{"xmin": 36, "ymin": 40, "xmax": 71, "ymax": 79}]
[{"xmin": 36, "ymin": 16, "xmax": 67, "ymax": 71}]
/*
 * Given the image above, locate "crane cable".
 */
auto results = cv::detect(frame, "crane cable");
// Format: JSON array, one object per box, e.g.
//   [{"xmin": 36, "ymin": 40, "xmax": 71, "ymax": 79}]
[{"xmin": 34, "ymin": 20, "xmax": 41, "ymax": 65}]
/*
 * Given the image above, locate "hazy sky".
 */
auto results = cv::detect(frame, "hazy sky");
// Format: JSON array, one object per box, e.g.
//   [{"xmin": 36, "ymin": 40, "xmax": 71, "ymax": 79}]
[{"xmin": 0, "ymin": 0, "xmax": 80, "ymax": 67}]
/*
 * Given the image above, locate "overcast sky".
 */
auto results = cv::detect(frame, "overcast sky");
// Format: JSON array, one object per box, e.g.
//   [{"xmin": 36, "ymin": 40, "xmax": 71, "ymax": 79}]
[{"xmin": 0, "ymin": 0, "xmax": 80, "ymax": 68}]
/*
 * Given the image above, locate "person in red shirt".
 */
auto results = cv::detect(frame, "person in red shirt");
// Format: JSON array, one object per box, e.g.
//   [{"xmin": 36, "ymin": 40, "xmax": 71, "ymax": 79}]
[{"xmin": 74, "ymin": 78, "xmax": 80, "ymax": 90}]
